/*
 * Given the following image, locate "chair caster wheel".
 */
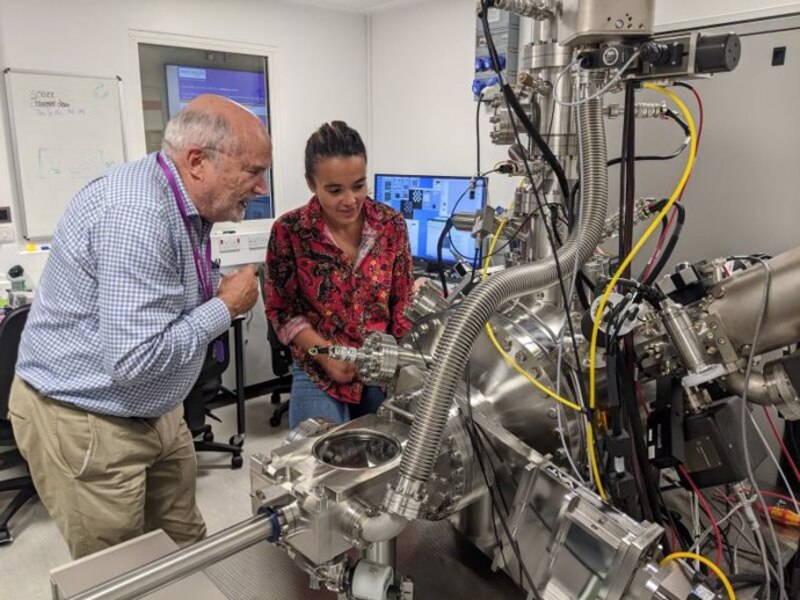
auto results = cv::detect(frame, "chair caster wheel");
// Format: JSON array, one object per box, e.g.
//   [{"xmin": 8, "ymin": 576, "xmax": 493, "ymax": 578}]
[
  {"xmin": 203, "ymin": 431, "xmax": 214, "ymax": 443},
  {"xmin": 231, "ymin": 455, "xmax": 243, "ymax": 469},
  {"xmin": 269, "ymin": 415, "xmax": 281, "ymax": 427}
]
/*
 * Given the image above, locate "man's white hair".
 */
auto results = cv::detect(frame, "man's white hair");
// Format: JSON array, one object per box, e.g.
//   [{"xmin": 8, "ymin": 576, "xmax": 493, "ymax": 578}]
[{"xmin": 162, "ymin": 108, "xmax": 239, "ymax": 159}]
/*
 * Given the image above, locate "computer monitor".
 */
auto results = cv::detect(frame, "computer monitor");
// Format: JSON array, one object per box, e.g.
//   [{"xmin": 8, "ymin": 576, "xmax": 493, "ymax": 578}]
[
  {"xmin": 165, "ymin": 64, "xmax": 272, "ymax": 219},
  {"xmin": 374, "ymin": 174, "xmax": 488, "ymax": 266}
]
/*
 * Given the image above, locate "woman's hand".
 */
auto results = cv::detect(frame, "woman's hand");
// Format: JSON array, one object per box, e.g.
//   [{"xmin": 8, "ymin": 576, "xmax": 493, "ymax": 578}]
[
  {"xmin": 292, "ymin": 329, "xmax": 359, "ymax": 384},
  {"xmin": 318, "ymin": 355, "xmax": 358, "ymax": 384}
]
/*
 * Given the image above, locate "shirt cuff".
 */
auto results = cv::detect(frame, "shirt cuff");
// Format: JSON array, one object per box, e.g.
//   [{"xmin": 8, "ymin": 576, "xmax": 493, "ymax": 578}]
[
  {"xmin": 192, "ymin": 297, "xmax": 232, "ymax": 342},
  {"xmin": 277, "ymin": 315, "xmax": 312, "ymax": 346}
]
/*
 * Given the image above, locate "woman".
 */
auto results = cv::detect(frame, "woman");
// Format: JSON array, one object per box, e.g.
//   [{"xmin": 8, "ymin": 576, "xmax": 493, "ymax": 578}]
[{"xmin": 264, "ymin": 121, "xmax": 414, "ymax": 428}]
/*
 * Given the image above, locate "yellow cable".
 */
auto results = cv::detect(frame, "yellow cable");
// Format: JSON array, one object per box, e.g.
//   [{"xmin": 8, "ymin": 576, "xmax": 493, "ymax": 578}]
[
  {"xmin": 587, "ymin": 83, "xmax": 698, "ymax": 501},
  {"xmin": 484, "ymin": 323, "xmax": 584, "ymax": 412},
  {"xmin": 481, "ymin": 217, "xmax": 507, "ymax": 279},
  {"xmin": 480, "ymin": 189, "xmax": 605, "ymax": 489},
  {"xmin": 660, "ymin": 552, "xmax": 736, "ymax": 600},
  {"xmin": 480, "ymin": 217, "xmax": 586, "ymax": 429}
]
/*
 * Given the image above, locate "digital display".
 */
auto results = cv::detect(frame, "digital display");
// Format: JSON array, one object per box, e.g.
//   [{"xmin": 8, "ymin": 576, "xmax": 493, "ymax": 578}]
[{"xmin": 374, "ymin": 174, "xmax": 487, "ymax": 264}]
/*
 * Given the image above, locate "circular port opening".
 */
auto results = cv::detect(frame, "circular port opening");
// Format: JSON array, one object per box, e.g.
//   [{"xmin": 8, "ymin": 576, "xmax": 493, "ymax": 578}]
[{"xmin": 313, "ymin": 430, "xmax": 401, "ymax": 470}]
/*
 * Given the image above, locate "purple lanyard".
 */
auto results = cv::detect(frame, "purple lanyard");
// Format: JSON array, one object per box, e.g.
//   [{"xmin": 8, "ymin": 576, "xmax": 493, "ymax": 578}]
[
  {"xmin": 156, "ymin": 153, "xmax": 213, "ymax": 302},
  {"xmin": 157, "ymin": 153, "xmax": 224, "ymax": 363}
]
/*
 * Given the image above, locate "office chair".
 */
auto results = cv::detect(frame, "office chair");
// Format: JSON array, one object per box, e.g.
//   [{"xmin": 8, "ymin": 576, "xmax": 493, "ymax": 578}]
[
  {"xmin": 183, "ymin": 331, "xmax": 244, "ymax": 469},
  {"xmin": 256, "ymin": 264, "xmax": 293, "ymax": 427},
  {"xmin": 0, "ymin": 304, "xmax": 37, "ymax": 545}
]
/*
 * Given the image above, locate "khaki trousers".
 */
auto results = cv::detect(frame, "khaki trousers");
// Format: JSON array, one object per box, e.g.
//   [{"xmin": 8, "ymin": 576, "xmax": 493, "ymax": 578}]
[{"xmin": 8, "ymin": 376, "xmax": 206, "ymax": 558}]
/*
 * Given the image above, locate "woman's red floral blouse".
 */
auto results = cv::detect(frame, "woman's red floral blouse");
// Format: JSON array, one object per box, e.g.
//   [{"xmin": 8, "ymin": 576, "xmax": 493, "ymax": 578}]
[{"xmin": 264, "ymin": 196, "xmax": 414, "ymax": 404}]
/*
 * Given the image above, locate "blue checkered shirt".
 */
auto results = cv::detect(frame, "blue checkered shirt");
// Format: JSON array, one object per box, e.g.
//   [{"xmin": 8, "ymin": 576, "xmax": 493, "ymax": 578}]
[{"xmin": 16, "ymin": 152, "xmax": 231, "ymax": 417}]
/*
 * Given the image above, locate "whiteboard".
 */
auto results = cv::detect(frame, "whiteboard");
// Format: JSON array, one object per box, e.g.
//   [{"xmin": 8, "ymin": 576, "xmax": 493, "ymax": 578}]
[{"xmin": 3, "ymin": 69, "xmax": 127, "ymax": 240}]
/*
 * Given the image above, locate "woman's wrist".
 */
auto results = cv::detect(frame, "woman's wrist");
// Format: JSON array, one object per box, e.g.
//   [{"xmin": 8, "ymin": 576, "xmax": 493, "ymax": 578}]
[{"xmin": 303, "ymin": 341, "xmax": 330, "ymax": 365}]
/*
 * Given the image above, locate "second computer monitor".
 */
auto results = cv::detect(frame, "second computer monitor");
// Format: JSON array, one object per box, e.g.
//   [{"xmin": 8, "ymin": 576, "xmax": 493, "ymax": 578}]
[{"xmin": 374, "ymin": 174, "xmax": 488, "ymax": 265}]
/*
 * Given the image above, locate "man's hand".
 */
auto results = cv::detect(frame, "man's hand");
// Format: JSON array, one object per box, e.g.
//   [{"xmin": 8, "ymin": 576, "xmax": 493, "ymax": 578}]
[{"xmin": 217, "ymin": 265, "xmax": 259, "ymax": 318}]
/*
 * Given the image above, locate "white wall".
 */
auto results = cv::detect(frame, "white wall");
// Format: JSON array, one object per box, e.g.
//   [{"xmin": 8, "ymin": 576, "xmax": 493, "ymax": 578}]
[
  {"xmin": 656, "ymin": 1, "xmax": 800, "ymax": 28},
  {"xmin": 370, "ymin": 0, "xmax": 517, "ymax": 211},
  {"xmin": 0, "ymin": 0, "xmax": 368, "ymax": 284}
]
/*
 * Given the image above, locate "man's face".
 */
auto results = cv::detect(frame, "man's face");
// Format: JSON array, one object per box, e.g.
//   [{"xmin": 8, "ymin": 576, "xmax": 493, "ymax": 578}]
[{"xmin": 200, "ymin": 135, "xmax": 271, "ymax": 223}]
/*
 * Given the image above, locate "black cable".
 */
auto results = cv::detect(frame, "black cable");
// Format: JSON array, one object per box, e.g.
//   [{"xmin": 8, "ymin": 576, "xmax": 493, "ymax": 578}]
[
  {"xmin": 603, "ymin": 286, "xmax": 663, "ymax": 522},
  {"xmin": 655, "ymin": 488, "xmax": 684, "ymax": 554},
  {"xmin": 607, "ymin": 111, "xmax": 689, "ymax": 168},
  {"xmin": 478, "ymin": 2, "xmax": 570, "ymax": 216},
  {"xmin": 501, "ymin": 84, "xmax": 570, "ymax": 210},
  {"xmin": 570, "ymin": 107, "xmax": 690, "ymax": 206},
  {"xmin": 619, "ymin": 359, "xmax": 664, "ymax": 525},
  {"xmin": 620, "ymin": 80, "xmax": 636, "ymax": 279},
  {"xmin": 435, "ymin": 171, "xmax": 498, "ymax": 297},
  {"xmin": 665, "ymin": 108, "xmax": 690, "ymax": 136},
  {"xmin": 437, "ymin": 220, "xmax": 452, "ymax": 298},
  {"xmin": 640, "ymin": 201, "xmax": 686, "ymax": 285}
]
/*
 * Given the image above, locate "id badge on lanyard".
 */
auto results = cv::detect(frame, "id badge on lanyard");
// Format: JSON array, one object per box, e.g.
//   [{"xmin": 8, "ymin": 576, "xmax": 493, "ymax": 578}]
[{"xmin": 157, "ymin": 153, "xmax": 225, "ymax": 363}]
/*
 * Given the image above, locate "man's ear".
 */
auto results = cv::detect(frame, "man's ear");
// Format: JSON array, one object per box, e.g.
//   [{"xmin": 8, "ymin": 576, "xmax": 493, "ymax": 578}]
[{"xmin": 185, "ymin": 146, "xmax": 207, "ymax": 182}]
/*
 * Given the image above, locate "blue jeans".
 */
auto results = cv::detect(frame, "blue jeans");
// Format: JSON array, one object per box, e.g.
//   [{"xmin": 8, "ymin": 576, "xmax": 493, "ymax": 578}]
[{"xmin": 288, "ymin": 365, "xmax": 386, "ymax": 429}]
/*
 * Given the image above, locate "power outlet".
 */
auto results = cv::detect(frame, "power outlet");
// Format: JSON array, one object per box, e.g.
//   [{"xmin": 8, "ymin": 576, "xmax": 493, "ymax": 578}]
[
  {"xmin": 0, "ymin": 224, "xmax": 15, "ymax": 244},
  {"xmin": 247, "ymin": 232, "xmax": 269, "ymax": 250},
  {"xmin": 217, "ymin": 234, "xmax": 242, "ymax": 253}
]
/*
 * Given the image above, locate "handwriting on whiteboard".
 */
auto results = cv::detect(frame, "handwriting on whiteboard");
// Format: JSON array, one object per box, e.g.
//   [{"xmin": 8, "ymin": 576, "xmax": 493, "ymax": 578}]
[
  {"xmin": 38, "ymin": 148, "xmax": 114, "ymax": 179},
  {"xmin": 27, "ymin": 87, "xmax": 107, "ymax": 117}
]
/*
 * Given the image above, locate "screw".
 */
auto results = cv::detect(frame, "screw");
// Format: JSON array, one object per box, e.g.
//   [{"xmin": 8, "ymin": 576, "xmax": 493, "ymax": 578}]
[
  {"xmin": 717, "ymin": 338, "xmax": 726, "ymax": 346},
  {"xmin": 515, "ymin": 351, "xmax": 527, "ymax": 363},
  {"xmin": 615, "ymin": 19, "xmax": 624, "ymax": 28}
]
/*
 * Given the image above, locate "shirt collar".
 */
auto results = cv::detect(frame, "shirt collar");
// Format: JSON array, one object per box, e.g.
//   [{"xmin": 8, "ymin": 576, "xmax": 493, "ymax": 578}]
[
  {"xmin": 303, "ymin": 196, "xmax": 387, "ymax": 237},
  {"xmin": 157, "ymin": 152, "xmax": 202, "ymax": 221}
]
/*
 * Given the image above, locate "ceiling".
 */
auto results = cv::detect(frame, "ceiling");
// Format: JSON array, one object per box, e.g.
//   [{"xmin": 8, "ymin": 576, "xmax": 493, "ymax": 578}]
[{"xmin": 282, "ymin": 0, "xmax": 416, "ymax": 13}]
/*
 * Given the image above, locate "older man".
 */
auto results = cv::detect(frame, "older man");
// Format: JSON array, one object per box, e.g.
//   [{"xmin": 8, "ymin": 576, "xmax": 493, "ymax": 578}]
[{"xmin": 8, "ymin": 95, "xmax": 270, "ymax": 558}]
